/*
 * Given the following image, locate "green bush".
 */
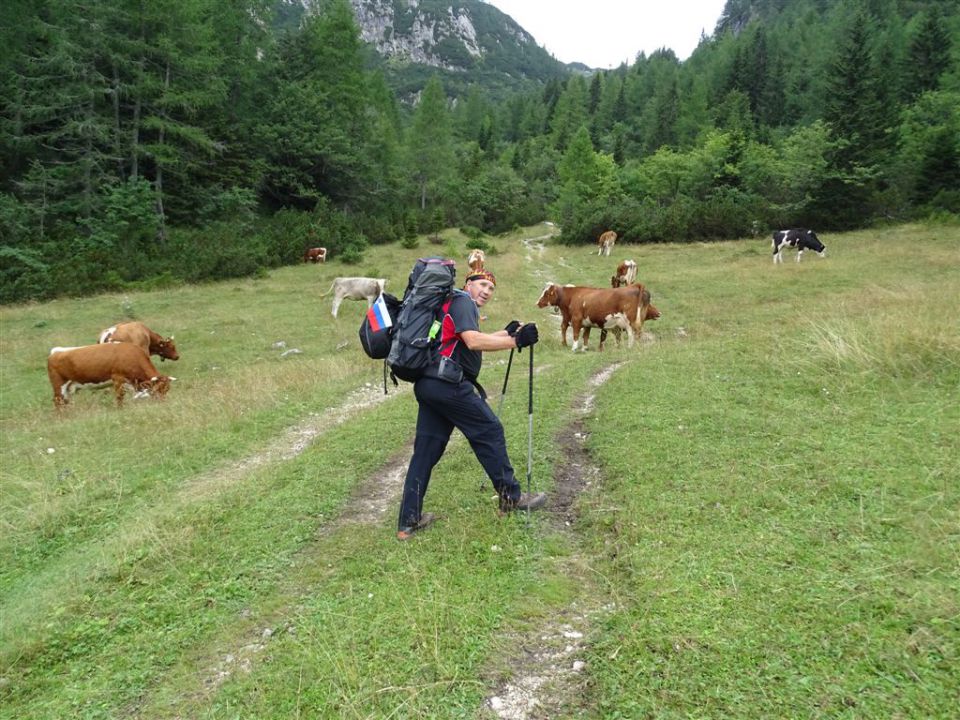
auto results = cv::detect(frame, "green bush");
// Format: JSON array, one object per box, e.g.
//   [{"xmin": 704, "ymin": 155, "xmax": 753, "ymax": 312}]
[
  {"xmin": 338, "ymin": 233, "xmax": 369, "ymax": 265},
  {"xmin": 0, "ymin": 245, "xmax": 52, "ymax": 304},
  {"xmin": 167, "ymin": 224, "xmax": 269, "ymax": 282},
  {"xmin": 258, "ymin": 209, "xmax": 315, "ymax": 266}
]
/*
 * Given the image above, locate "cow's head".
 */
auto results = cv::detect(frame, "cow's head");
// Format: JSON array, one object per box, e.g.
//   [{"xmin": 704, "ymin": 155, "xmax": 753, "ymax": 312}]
[
  {"xmin": 157, "ymin": 336, "xmax": 179, "ymax": 361},
  {"xmin": 147, "ymin": 375, "xmax": 172, "ymax": 398},
  {"xmin": 805, "ymin": 230, "xmax": 826, "ymax": 256},
  {"xmin": 536, "ymin": 283, "xmax": 560, "ymax": 308}
]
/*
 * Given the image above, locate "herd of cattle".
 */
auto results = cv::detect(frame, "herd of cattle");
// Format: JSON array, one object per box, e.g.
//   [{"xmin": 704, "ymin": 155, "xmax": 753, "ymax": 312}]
[
  {"xmin": 45, "ymin": 229, "xmax": 824, "ymax": 410},
  {"xmin": 46, "ymin": 322, "xmax": 178, "ymax": 409}
]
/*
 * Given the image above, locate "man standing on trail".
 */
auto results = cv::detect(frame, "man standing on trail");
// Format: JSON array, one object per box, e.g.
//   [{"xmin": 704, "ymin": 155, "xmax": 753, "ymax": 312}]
[{"xmin": 397, "ymin": 268, "xmax": 545, "ymax": 540}]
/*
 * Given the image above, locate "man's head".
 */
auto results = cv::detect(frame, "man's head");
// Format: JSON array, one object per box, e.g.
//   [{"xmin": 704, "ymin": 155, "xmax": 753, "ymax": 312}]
[{"xmin": 464, "ymin": 269, "xmax": 496, "ymax": 306}]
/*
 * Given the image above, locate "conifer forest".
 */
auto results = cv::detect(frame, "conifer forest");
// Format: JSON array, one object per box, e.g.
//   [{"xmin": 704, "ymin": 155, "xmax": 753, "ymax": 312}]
[{"xmin": 1, "ymin": 0, "xmax": 958, "ymax": 303}]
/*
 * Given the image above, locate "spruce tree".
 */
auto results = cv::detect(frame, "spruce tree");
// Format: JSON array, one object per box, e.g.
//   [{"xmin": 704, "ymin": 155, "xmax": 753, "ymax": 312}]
[
  {"xmin": 406, "ymin": 76, "xmax": 455, "ymax": 210},
  {"xmin": 903, "ymin": 9, "xmax": 952, "ymax": 101},
  {"xmin": 819, "ymin": 5, "xmax": 884, "ymax": 226}
]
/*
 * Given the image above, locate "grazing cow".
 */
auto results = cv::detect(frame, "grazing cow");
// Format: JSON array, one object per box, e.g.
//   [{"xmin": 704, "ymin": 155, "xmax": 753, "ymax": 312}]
[
  {"xmin": 467, "ymin": 248, "xmax": 486, "ymax": 273},
  {"xmin": 304, "ymin": 247, "xmax": 327, "ymax": 263},
  {"xmin": 611, "ymin": 259, "xmax": 638, "ymax": 288},
  {"xmin": 597, "ymin": 230, "xmax": 617, "ymax": 257},
  {"xmin": 772, "ymin": 229, "xmax": 826, "ymax": 264},
  {"xmin": 320, "ymin": 277, "xmax": 387, "ymax": 318},
  {"xmin": 98, "ymin": 322, "xmax": 179, "ymax": 361},
  {"xmin": 48, "ymin": 343, "xmax": 172, "ymax": 409}
]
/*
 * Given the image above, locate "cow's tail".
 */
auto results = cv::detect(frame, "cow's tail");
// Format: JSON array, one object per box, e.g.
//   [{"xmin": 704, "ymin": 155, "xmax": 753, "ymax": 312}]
[{"xmin": 319, "ymin": 280, "xmax": 336, "ymax": 298}]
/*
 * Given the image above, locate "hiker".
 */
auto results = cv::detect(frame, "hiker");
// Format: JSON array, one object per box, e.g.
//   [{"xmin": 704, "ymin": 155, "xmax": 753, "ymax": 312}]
[{"xmin": 397, "ymin": 268, "xmax": 545, "ymax": 540}]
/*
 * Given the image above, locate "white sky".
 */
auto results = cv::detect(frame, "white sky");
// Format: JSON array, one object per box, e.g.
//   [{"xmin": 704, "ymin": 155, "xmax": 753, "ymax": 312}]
[{"xmin": 484, "ymin": 1, "xmax": 729, "ymax": 68}]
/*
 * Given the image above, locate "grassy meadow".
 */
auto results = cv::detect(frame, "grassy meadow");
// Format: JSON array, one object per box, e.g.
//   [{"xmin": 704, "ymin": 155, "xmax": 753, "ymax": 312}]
[{"xmin": 1, "ymin": 223, "xmax": 958, "ymax": 718}]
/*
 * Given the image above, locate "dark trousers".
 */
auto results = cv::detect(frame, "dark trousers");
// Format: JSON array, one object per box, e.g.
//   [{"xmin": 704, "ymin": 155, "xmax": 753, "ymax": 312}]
[{"xmin": 398, "ymin": 377, "xmax": 521, "ymax": 529}]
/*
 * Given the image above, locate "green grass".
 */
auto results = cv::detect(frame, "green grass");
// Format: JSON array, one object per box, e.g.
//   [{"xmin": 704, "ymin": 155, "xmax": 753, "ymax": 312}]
[{"xmin": 1, "ymin": 223, "xmax": 957, "ymax": 718}]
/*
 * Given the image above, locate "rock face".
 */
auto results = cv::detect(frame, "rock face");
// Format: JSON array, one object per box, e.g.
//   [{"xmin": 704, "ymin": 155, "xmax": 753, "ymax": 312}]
[
  {"xmin": 349, "ymin": 0, "xmax": 535, "ymax": 72},
  {"xmin": 276, "ymin": 0, "xmax": 574, "ymax": 96}
]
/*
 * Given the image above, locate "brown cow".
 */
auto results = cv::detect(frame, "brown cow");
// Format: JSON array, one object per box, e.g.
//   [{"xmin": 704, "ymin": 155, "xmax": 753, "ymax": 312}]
[
  {"xmin": 304, "ymin": 247, "xmax": 327, "ymax": 263},
  {"xmin": 98, "ymin": 322, "xmax": 179, "ymax": 361},
  {"xmin": 597, "ymin": 230, "xmax": 617, "ymax": 257},
  {"xmin": 611, "ymin": 259, "xmax": 637, "ymax": 288},
  {"xmin": 537, "ymin": 282, "xmax": 651, "ymax": 351},
  {"xmin": 48, "ymin": 343, "xmax": 172, "ymax": 409},
  {"xmin": 467, "ymin": 248, "xmax": 485, "ymax": 273},
  {"xmin": 570, "ymin": 285, "xmax": 650, "ymax": 351}
]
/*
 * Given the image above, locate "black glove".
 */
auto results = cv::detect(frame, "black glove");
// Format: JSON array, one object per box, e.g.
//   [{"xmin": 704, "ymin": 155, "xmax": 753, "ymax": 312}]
[
  {"xmin": 504, "ymin": 320, "xmax": 521, "ymax": 336},
  {"xmin": 515, "ymin": 323, "xmax": 539, "ymax": 351}
]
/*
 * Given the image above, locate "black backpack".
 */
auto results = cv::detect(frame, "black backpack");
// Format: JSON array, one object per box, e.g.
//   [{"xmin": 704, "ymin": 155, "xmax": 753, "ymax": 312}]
[
  {"xmin": 387, "ymin": 257, "xmax": 456, "ymax": 382},
  {"xmin": 358, "ymin": 257, "xmax": 456, "ymax": 389}
]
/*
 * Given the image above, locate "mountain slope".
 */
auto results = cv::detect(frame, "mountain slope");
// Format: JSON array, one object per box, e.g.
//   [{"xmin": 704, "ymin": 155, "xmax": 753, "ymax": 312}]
[{"xmin": 276, "ymin": 0, "xmax": 575, "ymax": 98}]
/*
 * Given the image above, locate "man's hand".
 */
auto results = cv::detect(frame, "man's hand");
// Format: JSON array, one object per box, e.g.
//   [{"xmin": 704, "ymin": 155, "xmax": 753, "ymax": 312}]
[
  {"xmin": 504, "ymin": 320, "xmax": 521, "ymax": 336},
  {"xmin": 515, "ymin": 323, "xmax": 539, "ymax": 351}
]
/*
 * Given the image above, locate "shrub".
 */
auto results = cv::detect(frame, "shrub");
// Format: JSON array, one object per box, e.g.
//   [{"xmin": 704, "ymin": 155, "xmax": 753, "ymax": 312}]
[
  {"xmin": 338, "ymin": 233, "xmax": 369, "ymax": 265},
  {"xmin": 465, "ymin": 236, "xmax": 490, "ymax": 251},
  {"xmin": 0, "ymin": 245, "xmax": 52, "ymax": 304}
]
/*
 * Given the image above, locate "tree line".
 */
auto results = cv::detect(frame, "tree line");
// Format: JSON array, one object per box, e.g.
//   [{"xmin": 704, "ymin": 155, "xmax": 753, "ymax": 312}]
[{"xmin": 1, "ymin": 0, "xmax": 957, "ymax": 303}]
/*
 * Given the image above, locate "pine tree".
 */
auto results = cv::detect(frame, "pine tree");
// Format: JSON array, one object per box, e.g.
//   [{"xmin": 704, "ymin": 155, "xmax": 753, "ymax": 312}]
[
  {"xmin": 260, "ymin": 0, "xmax": 374, "ymax": 211},
  {"xmin": 6, "ymin": 1, "xmax": 115, "ymax": 232},
  {"xmin": 549, "ymin": 75, "xmax": 589, "ymax": 151},
  {"xmin": 819, "ymin": 5, "xmax": 885, "ymax": 226},
  {"xmin": 903, "ymin": 9, "xmax": 952, "ymax": 101},
  {"xmin": 406, "ymin": 76, "xmax": 455, "ymax": 210}
]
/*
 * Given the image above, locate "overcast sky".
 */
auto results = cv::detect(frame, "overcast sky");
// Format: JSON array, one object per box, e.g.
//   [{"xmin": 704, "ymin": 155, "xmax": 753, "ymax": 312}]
[{"xmin": 484, "ymin": 0, "xmax": 729, "ymax": 68}]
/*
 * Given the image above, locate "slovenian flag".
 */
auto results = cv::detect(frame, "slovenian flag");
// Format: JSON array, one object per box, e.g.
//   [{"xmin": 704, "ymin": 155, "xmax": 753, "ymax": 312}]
[{"xmin": 366, "ymin": 293, "xmax": 393, "ymax": 332}]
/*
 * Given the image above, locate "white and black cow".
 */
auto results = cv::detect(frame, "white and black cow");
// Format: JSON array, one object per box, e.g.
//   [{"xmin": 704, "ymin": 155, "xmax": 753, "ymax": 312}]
[{"xmin": 772, "ymin": 228, "xmax": 826, "ymax": 264}]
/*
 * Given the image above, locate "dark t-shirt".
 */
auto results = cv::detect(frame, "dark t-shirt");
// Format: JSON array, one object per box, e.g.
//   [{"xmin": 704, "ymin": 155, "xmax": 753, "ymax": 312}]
[{"xmin": 439, "ymin": 290, "xmax": 482, "ymax": 379}]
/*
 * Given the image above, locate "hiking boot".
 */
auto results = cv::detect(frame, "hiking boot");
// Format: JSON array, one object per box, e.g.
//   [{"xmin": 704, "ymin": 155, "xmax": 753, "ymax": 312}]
[
  {"xmin": 499, "ymin": 492, "xmax": 547, "ymax": 514},
  {"xmin": 397, "ymin": 513, "xmax": 437, "ymax": 541}
]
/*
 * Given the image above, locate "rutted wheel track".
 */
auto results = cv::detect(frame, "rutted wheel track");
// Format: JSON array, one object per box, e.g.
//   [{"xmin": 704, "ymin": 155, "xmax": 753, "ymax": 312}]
[{"xmin": 483, "ymin": 363, "xmax": 624, "ymax": 719}]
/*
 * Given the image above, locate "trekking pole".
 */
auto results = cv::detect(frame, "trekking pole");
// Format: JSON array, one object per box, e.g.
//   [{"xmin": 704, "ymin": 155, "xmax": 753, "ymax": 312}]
[
  {"xmin": 496, "ymin": 348, "xmax": 514, "ymax": 416},
  {"xmin": 526, "ymin": 343, "xmax": 534, "ymax": 522}
]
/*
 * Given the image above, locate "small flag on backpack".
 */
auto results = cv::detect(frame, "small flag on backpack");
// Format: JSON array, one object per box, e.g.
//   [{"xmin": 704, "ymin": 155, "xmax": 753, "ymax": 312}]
[{"xmin": 366, "ymin": 293, "xmax": 393, "ymax": 332}]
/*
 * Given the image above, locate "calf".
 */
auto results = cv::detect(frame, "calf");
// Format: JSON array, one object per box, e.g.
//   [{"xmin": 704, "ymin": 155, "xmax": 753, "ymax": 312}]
[
  {"xmin": 48, "ymin": 343, "xmax": 172, "ymax": 409},
  {"xmin": 467, "ymin": 248, "xmax": 485, "ymax": 273},
  {"xmin": 597, "ymin": 230, "xmax": 617, "ymax": 257},
  {"xmin": 98, "ymin": 321, "xmax": 179, "ymax": 361},
  {"xmin": 596, "ymin": 299, "xmax": 661, "ymax": 350},
  {"xmin": 320, "ymin": 277, "xmax": 386, "ymax": 318},
  {"xmin": 772, "ymin": 229, "xmax": 826, "ymax": 264},
  {"xmin": 304, "ymin": 247, "xmax": 327, "ymax": 263},
  {"xmin": 611, "ymin": 259, "xmax": 637, "ymax": 288}
]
